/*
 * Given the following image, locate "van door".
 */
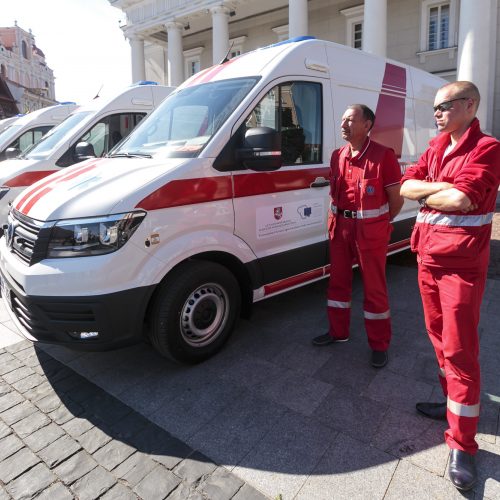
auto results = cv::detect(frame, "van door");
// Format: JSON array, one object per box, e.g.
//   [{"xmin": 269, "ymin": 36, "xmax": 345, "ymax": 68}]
[{"xmin": 231, "ymin": 79, "xmax": 331, "ymax": 292}]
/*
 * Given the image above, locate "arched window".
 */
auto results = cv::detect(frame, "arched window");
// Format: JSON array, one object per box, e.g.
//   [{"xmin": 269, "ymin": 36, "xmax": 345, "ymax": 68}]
[{"xmin": 22, "ymin": 40, "xmax": 28, "ymax": 59}]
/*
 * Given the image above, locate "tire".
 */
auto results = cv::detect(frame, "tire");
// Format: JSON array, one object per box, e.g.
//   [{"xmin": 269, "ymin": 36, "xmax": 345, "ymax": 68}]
[{"xmin": 149, "ymin": 260, "xmax": 241, "ymax": 363}]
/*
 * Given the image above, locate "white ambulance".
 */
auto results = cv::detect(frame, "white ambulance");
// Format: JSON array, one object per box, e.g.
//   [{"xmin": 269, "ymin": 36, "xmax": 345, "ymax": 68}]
[
  {"xmin": 0, "ymin": 82, "xmax": 174, "ymax": 221},
  {"xmin": 0, "ymin": 37, "xmax": 444, "ymax": 363},
  {"xmin": 0, "ymin": 103, "xmax": 78, "ymax": 161},
  {"xmin": 0, "ymin": 116, "xmax": 23, "ymax": 134}
]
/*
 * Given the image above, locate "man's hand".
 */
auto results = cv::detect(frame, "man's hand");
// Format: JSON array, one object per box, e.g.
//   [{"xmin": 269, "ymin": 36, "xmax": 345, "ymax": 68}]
[
  {"xmin": 400, "ymin": 179, "xmax": 454, "ymax": 200},
  {"xmin": 426, "ymin": 188, "xmax": 474, "ymax": 212}
]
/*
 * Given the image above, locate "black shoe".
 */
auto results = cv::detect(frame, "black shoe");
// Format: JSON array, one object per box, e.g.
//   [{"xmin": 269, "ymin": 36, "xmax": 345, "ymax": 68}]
[
  {"xmin": 416, "ymin": 401, "xmax": 447, "ymax": 420},
  {"xmin": 371, "ymin": 350, "xmax": 388, "ymax": 368},
  {"xmin": 449, "ymin": 449, "xmax": 477, "ymax": 491},
  {"xmin": 312, "ymin": 333, "xmax": 349, "ymax": 346}
]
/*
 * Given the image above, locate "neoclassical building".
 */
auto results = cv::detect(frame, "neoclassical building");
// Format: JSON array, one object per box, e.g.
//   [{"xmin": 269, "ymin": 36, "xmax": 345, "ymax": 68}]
[
  {"xmin": 0, "ymin": 23, "xmax": 57, "ymax": 115},
  {"xmin": 109, "ymin": 0, "xmax": 499, "ymax": 137}
]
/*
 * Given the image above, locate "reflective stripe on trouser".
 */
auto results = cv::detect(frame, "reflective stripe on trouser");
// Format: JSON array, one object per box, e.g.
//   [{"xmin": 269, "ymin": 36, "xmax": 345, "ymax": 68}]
[
  {"xmin": 417, "ymin": 264, "xmax": 485, "ymax": 455},
  {"xmin": 327, "ymin": 216, "xmax": 392, "ymax": 350}
]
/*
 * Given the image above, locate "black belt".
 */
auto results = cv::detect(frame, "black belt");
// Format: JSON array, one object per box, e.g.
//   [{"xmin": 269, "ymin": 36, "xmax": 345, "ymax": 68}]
[{"xmin": 338, "ymin": 209, "xmax": 357, "ymax": 219}]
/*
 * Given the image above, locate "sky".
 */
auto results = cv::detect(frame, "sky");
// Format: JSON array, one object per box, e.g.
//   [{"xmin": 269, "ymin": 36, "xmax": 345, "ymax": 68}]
[{"xmin": 0, "ymin": 0, "xmax": 132, "ymax": 105}]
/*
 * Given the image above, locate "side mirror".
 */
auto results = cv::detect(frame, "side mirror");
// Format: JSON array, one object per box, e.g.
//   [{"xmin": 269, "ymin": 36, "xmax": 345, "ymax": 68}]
[
  {"xmin": 5, "ymin": 147, "xmax": 20, "ymax": 159},
  {"xmin": 74, "ymin": 141, "xmax": 96, "ymax": 161},
  {"xmin": 237, "ymin": 126, "xmax": 282, "ymax": 172}
]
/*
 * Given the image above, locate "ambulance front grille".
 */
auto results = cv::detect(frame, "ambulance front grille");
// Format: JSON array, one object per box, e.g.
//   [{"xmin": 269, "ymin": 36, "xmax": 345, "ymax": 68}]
[{"xmin": 7, "ymin": 210, "xmax": 53, "ymax": 266}]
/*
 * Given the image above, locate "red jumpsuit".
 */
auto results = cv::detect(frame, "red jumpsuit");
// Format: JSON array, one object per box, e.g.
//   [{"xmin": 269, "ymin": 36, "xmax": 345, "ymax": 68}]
[
  {"xmin": 402, "ymin": 118, "xmax": 500, "ymax": 454},
  {"xmin": 327, "ymin": 138, "xmax": 401, "ymax": 351}
]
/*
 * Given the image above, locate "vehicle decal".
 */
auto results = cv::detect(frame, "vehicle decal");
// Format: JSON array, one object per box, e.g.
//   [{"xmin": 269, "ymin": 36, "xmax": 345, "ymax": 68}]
[
  {"xmin": 4, "ymin": 170, "xmax": 57, "ymax": 188},
  {"xmin": 16, "ymin": 163, "xmax": 98, "ymax": 214},
  {"xmin": 136, "ymin": 167, "xmax": 330, "ymax": 211},
  {"xmin": 370, "ymin": 63, "xmax": 407, "ymax": 158},
  {"xmin": 183, "ymin": 56, "xmax": 241, "ymax": 88}
]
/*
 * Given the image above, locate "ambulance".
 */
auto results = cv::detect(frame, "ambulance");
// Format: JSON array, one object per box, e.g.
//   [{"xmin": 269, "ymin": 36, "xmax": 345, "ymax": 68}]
[
  {"xmin": 0, "ymin": 116, "xmax": 23, "ymax": 135},
  {"xmin": 0, "ymin": 82, "xmax": 174, "ymax": 221},
  {"xmin": 0, "ymin": 37, "xmax": 445, "ymax": 363},
  {"xmin": 0, "ymin": 103, "xmax": 78, "ymax": 161}
]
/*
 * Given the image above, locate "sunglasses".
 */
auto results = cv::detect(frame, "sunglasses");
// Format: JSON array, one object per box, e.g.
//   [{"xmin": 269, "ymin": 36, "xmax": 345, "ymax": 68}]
[{"xmin": 433, "ymin": 97, "xmax": 469, "ymax": 113}]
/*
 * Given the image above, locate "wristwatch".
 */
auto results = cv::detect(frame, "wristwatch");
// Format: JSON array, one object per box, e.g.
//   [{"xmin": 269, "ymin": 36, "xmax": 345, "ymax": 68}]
[{"xmin": 418, "ymin": 197, "xmax": 428, "ymax": 208}]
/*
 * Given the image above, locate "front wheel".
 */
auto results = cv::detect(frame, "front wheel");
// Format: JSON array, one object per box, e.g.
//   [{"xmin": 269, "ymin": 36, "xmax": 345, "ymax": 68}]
[{"xmin": 149, "ymin": 260, "xmax": 241, "ymax": 363}]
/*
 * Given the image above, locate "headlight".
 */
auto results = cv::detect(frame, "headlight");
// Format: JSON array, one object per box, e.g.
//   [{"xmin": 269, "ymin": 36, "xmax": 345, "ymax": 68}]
[{"xmin": 47, "ymin": 211, "xmax": 146, "ymax": 258}]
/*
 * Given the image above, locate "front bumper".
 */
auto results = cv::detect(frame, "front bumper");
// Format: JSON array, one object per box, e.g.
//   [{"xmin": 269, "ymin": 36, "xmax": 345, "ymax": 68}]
[{"xmin": 0, "ymin": 266, "xmax": 156, "ymax": 350}]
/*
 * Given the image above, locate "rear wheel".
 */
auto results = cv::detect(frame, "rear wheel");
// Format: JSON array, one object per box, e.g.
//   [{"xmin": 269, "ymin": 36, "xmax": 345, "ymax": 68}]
[{"xmin": 149, "ymin": 260, "xmax": 241, "ymax": 363}]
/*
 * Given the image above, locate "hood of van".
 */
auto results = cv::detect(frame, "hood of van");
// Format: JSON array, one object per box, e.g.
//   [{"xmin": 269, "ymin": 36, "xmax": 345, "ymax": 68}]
[
  {"xmin": 0, "ymin": 159, "xmax": 52, "ymax": 187},
  {"xmin": 12, "ymin": 156, "xmax": 190, "ymax": 221}
]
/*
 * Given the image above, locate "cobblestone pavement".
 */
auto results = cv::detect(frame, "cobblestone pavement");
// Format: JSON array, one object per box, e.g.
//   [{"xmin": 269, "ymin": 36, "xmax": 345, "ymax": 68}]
[{"xmin": 0, "ymin": 197, "xmax": 498, "ymax": 499}]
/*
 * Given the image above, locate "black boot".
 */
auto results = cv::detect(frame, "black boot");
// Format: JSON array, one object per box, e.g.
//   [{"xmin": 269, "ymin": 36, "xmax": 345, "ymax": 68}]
[
  {"xmin": 449, "ymin": 449, "xmax": 477, "ymax": 491},
  {"xmin": 415, "ymin": 401, "xmax": 447, "ymax": 420}
]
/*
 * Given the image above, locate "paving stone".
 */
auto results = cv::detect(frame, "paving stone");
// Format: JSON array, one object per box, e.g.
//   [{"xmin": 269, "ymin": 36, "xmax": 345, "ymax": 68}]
[
  {"xmin": 0, "ymin": 433, "xmax": 24, "ymax": 462},
  {"xmin": 113, "ymin": 452, "xmax": 157, "ymax": 488},
  {"xmin": 92, "ymin": 438, "xmax": 136, "ymax": 471},
  {"xmin": 70, "ymin": 465, "xmax": 117, "ymax": 500},
  {"xmin": 2, "ymin": 366, "xmax": 34, "ymax": 384},
  {"xmin": 39, "ymin": 434, "xmax": 82, "ymax": 468},
  {"xmin": 77, "ymin": 424, "xmax": 113, "ymax": 454},
  {"xmin": 8, "ymin": 342, "xmax": 34, "ymax": 357},
  {"xmin": 109, "ymin": 410, "xmax": 150, "ymax": 441},
  {"xmin": 0, "ymin": 380, "xmax": 11, "ymax": 397},
  {"xmin": 196, "ymin": 466, "xmax": 244, "ymax": 500},
  {"xmin": 23, "ymin": 381, "xmax": 54, "ymax": 403},
  {"xmin": 0, "ymin": 486, "xmax": 10, "ymax": 500},
  {"xmin": 54, "ymin": 449, "xmax": 98, "ymax": 485},
  {"xmin": 165, "ymin": 482, "xmax": 205, "ymax": 500},
  {"xmin": 128, "ymin": 424, "xmax": 192, "ymax": 469},
  {"xmin": 24, "ymin": 422, "xmax": 65, "ymax": 453},
  {"xmin": 297, "ymin": 433, "xmax": 398, "ymax": 500},
  {"xmin": 0, "ymin": 446, "xmax": 40, "ymax": 483},
  {"xmin": 231, "ymin": 484, "xmax": 269, "ymax": 500},
  {"xmin": 0, "ymin": 418, "xmax": 12, "ymax": 439},
  {"xmin": 11, "ymin": 372, "xmax": 46, "ymax": 393},
  {"xmin": 33, "ymin": 481, "xmax": 74, "ymax": 500},
  {"xmin": 172, "ymin": 450, "xmax": 217, "ymax": 484},
  {"xmin": 36, "ymin": 392, "xmax": 64, "ymax": 413},
  {"xmin": 11, "ymin": 409, "xmax": 50, "ymax": 438},
  {"xmin": 61, "ymin": 415, "xmax": 95, "ymax": 437},
  {"xmin": 5, "ymin": 462, "xmax": 56, "ymax": 500},
  {"xmin": 100, "ymin": 482, "xmax": 138, "ymax": 500},
  {"xmin": 0, "ymin": 357, "xmax": 23, "ymax": 376},
  {"xmin": 79, "ymin": 392, "xmax": 133, "ymax": 426},
  {"xmin": 133, "ymin": 464, "xmax": 181, "ymax": 500},
  {"xmin": 0, "ymin": 393, "xmax": 37, "ymax": 425},
  {"xmin": 48, "ymin": 400, "xmax": 84, "ymax": 425},
  {"xmin": 0, "ymin": 390, "xmax": 25, "ymax": 414}
]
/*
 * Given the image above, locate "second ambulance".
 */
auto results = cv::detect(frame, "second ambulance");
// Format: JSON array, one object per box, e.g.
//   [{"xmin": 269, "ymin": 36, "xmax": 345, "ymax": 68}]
[{"xmin": 0, "ymin": 37, "xmax": 445, "ymax": 363}]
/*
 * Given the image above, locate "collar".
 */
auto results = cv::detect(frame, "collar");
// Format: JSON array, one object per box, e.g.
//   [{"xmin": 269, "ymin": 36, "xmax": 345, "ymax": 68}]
[
  {"xmin": 347, "ymin": 137, "xmax": 371, "ymax": 161},
  {"xmin": 430, "ymin": 118, "xmax": 482, "ymax": 156}
]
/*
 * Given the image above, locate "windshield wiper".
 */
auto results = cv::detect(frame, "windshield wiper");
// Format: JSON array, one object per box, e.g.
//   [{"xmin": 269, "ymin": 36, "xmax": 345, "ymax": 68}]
[{"xmin": 107, "ymin": 152, "xmax": 152, "ymax": 159}]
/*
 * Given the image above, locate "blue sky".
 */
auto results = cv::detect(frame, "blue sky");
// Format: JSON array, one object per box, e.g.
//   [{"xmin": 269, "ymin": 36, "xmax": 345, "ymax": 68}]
[{"xmin": 0, "ymin": 0, "xmax": 132, "ymax": 105}]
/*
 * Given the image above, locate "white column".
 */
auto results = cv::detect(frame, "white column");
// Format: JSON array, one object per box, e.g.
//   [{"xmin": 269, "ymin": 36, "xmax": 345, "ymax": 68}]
[
  {"xmin": 288, "ymin": 0, "xmax": 308, "ymax": 39},
  {"xmin": 457, "ymin": 0, "xmax": 497, "ymax": 132},
  {"xmin": 362, "ymin": 0, "xmax": 387, "ymax": 57},
  {"xmin": 129, "ymin": 35, "xmax": 146, "ymax": 83},
  {"xmin": 211, "ymin": 6, "xmax": 230, "ymax": 64},
  {"xmin": 166, "ymin": 22, "xmax": 184, "ymax": 86}
]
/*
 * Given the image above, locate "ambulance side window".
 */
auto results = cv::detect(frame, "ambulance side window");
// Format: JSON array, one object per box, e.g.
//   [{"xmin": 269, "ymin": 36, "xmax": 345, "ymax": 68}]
[{"xmin": 246, "ymin": 81, "xmax": 322, "ymax": 166}]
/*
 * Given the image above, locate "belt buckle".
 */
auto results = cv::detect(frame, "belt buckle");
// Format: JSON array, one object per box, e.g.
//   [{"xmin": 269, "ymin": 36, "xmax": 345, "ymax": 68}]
[{"xmin": 344, "ymin": 210, "xmax": 356, "ymax": 219}]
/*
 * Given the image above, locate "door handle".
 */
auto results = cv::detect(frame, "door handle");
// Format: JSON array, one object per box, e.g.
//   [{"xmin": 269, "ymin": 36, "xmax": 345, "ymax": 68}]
[{"xmin": 310, "ymin": 176, "xmax": 329, "ymax": 188}]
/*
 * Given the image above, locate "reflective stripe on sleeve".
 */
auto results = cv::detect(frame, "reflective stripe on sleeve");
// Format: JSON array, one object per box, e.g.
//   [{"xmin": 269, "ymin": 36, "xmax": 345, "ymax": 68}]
[
  {"xmin": 364, "ymin": 309, "xmax": 390, "ymax": 320},
  {"xmin": 327, "ymin": 299, "xmax": 351, "ymax": 309},
  {"xmin": 447, "ymin": 398, "xmax": 480, "ymax": 418},
  {"xmin": 417, "ymin": 211, "xmax": 493, "ymax": 227},
  {"xmin": 358, "ymin": 203, "xmax": 389, "ymax": 219}
]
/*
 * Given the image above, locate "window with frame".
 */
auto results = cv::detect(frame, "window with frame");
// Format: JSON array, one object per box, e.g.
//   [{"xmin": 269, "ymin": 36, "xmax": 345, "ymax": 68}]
[
  {"xmin": 184, "ymin": 47, "xmax": 204, "ymax": 79},
  {"xmin": 244, "ymin": 81, "xmax": 322, "ymax": 165},
  {"xmin": 428, "ymin": 3, "xmax": 450, "ymax": 50},
  {"xmin": 341, "ymin": 5, "xmax": 364, "ymax": 50}
]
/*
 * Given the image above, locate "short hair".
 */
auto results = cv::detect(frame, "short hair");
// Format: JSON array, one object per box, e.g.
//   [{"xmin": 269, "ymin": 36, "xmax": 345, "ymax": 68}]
[
  {"xmin": 348, "ymin": 104, "xmax": 375, "ymax": 129},
  {"xmin": 440, "ymin": 81, "xmax": 480, "ymax": 111}
]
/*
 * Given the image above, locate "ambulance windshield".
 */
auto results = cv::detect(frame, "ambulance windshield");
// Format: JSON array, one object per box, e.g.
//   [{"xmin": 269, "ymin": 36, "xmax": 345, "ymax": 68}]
[{"xmin": 111, "ymin": 77, "xmax": 259, "ymax": 158}]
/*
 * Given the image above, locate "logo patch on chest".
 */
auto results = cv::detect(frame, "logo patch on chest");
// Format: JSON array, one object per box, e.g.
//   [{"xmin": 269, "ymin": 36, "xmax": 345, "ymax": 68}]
[{"xmin": 366, "ymin": 185, "xmax": 376, "ymax": 195}]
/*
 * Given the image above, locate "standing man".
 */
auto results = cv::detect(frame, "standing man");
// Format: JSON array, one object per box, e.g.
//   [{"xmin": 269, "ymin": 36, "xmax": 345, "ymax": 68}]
[
  {"xmin": 400, "ymin": 81, "xmax": 500, "ymax": 491},
  {"xmin": 312, "ymin": 104, "xmax": 403, "ymax": 368}
]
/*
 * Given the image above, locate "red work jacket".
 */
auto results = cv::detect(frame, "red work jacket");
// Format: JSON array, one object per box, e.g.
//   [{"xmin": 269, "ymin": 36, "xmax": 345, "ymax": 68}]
[{"xmin": 402, "ymin": 119, "xmax": 500, "ymax": 271}]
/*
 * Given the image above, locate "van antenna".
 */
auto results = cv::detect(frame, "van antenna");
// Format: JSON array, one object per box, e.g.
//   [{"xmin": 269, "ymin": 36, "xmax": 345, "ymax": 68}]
[
  {"xmin": 93, "ymin": 84, "xmax": 103, "ymax": 100},
  {"xmin": 218, "ymin": 41, "xmax": 234, "ymax": 65}
]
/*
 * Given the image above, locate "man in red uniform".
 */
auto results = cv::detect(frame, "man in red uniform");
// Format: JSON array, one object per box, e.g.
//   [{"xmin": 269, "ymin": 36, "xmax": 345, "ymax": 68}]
[
  {"xmin": 312, "ymin": 104, "xmax": 403, "ymax": 368},
  {"xmin": 401, "ymin": 81, "xmax": 500, "ymax": 491}
]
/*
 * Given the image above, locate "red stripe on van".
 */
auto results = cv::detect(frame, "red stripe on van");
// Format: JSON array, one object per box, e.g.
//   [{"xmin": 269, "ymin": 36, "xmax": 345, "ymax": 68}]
[
  {"xmin": 16, "ymin": 163, "xmax": 98, "ymax": 213},
  {"xmin": 264, "ymin": 267, "xmax": 325, "ymax": 296},
  {"xmin": 4, "ymin": 170, "xmax": 57, "ymax": 188},
  {"xmin": 136, "ymin": 176, "xmax": 233, "ymax": 210},
  {"xmin": 370, "ymin": 63, "xmax": 407, "ymax": 158},
  {"xmin": 186, "ymin": 57, "xmax": 241, "ymax": 87},
  {"xmin": 136, "ymin": 167, "xmax": 331, "ymax": 211}
]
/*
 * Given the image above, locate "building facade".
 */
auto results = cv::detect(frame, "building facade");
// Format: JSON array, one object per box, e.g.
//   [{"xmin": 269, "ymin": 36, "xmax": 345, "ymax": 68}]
[
  {"xmin": 0, "ymin": 23, "xmax": 57, "ymax": 116},
  {"xmin": 109, "ymin": 0, "xmax": 499, "ymax": 137}
]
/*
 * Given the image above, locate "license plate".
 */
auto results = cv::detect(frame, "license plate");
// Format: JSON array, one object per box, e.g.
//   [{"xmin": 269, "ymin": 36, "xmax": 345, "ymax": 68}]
[{"xmin": 0, "ymin": 277, "xmax": 12, "ymax": 310}]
